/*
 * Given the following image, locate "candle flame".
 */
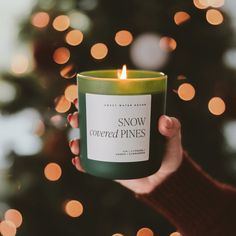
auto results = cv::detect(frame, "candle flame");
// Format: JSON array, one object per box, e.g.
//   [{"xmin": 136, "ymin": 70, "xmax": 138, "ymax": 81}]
[{"xmin": 118, "ymin": 65, "xmax": 127, "ymax": 80}]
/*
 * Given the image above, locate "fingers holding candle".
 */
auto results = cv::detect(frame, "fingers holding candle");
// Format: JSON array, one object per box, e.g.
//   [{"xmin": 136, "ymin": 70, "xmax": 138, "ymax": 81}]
[
  {"xmin": 157, "ymin": 115, "xmax": 183, "ymax": 175},
  {"xmin": 158, "ymin": 115, "xmax": 181, "ymax": 139},
  {"xmin": 72, "ymin": 156, "xmax": 85, "ymax": 172},
  {"xmin": 68, "ymin": 111, "xmax": 81, "ymax": 170},
  {"xmin": 67, "ymin": 112, "xmax": 79, "ymax": 128},
  {"xmin": 69, "ymin": 140, "xmax": 85, "ymax": 172},
  {"xmin": 69, "ymin": 139, "xmax": 80, "ymax": 155},
  {"xmin": 73, "ymin": 98, "xmax": 78, "ymax": 109}
]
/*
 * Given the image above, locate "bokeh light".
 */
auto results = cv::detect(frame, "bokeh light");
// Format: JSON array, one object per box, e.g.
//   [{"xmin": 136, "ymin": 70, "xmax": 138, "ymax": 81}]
[
  {"xmin": 115, "ymin": 30, "xmax": 133, "ymax": 46},
  {"xmin": 130, "ymin": 33, "xmax": 168, "ymax": 69},
  {"xmin": 178, "ymin": 83, "xmax": 196, "ymax": 101},
  {"xmin": 31, "ymin": 12, "xmax": 50, "ymax": 28},
  {"xmin": 50, "ymin": 114, "xmax": 65, "ymax": 128},
  {"xmin": 64, "ymin": 200, "xmax": 83, "ymax": 217},
  {"xmin": 136, "ymin": 227, "xmax": 154, "ymax": 236},
  {"xmin": 160, "ymin": 36, "xmax": 177, "ymax": 52},
  {"xmin": 55, "ymin": 95, "xmax": 71, "ymax": 113},
  {"xmin": 194, "ymin": 0, "xmax": 224, "ymax": 8},
  {"xmin": 78, "ymin": 0, "xmax": 98, "ymax": 11},
  {"xmin": 174, "ymin": 11, "xmax": 191, "ymax": 25},
  {"xmin": 208, "ymin": 97, "xmax": 226, "ymax": 115},
  {"xmin": 11, "ymin": 54, "xmax": 29, "ymax": 74},
  {"xmin": 193, "ymin": 0, "xmax": 208, "ymax": 9},
  {"xmin": 65, "ymin": 30, "xmax": 83, "ymax": 46},
  {"xmin": 170, "ymin": 232, "xmax": 182, "ymax": 236},
  {"xmin": 209, "ymin": 0, "xmax": 225, "ymax": 8},
  {"xmin": 69, "ymin": 11, "xmax": 91, "ymax": 32},
  {"xmin": 199, "ymin": 0, "xmax": 210, "ymax": 6},
  {"xmin": 206, "ymin": 9, "xmax": 224, "ymax": 25},
  {"xmin": 90, "ymin": 43, "xmax": 108, "ymax": 60},
  {"xmin": 223, "ymin": 121, "xmax": 236, "ymax": 152},
  {"xmin": 112, "ymin": 234, "xmax": 124, "ymax": 236},
  {"xmin": 60, "ymin": 64, "xmax": 77, "ymax": 79},
  {"xmin": 34, "ymin": 120, "xmax": 45, "ymax": 137},
  {"xmin": 223, "ymin": 49, "xmax": 236, "ymax": 69},
  {"xmin": 53, "ymin": 47, "xmax": 70, "ymax": 64},
  {"xmin": 64, "ymin": 84, "xmax": 78, "ymax": 102},
  {"xmin": 0, "ymin": 220, "xmax": 16, "ymax": 236},
  {"xmin": 4, "ymin": 209, "xmax": 23, "ymax": 228},
  {"xmin": 44, "ymin": 162, "xmax": 62, "ymax": 181},
  {"xmin": 177, "ymin": 74, "xmax": 187, "ymax": 80},
  {"xmin": 0, "ymin": 80, "xmax": 16, "ymax": 103},
  {"xmin": 52, "ymin": 15, "xmax": 70, "ymax": 31}
]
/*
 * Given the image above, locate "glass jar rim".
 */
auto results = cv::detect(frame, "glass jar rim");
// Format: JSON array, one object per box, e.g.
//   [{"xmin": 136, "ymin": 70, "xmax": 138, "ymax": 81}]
[{"xmin": 78, "ymin": 69, "xmax": 167, "ymax": 81}]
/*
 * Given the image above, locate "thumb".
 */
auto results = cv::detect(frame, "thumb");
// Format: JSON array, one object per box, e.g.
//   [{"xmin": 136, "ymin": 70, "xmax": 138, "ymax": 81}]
[
  {"xmin": 158, "ymin": 115, "xmax": 181, "ymax": 139},
  {"xmin": 158, "ymin": 115, "xmax": 183, "ymax": 173}
]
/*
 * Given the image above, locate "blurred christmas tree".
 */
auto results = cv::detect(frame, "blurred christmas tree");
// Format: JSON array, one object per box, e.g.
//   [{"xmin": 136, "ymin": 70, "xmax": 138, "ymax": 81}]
[{"xmin": 0, "ymin": 0, "xmax": 236, "ymax": 235}]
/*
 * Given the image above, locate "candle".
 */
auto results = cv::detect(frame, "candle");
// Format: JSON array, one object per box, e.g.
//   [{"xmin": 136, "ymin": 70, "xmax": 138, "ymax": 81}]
[{"xmin": 77, "ymin": 66, "xmax": 167, "ymax": 179}]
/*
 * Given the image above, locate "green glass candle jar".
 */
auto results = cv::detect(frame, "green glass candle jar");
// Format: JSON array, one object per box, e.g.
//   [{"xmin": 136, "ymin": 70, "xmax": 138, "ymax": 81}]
[{"xmin": 77, "ymin": 69, "xmax": 167, "ymax": 179}]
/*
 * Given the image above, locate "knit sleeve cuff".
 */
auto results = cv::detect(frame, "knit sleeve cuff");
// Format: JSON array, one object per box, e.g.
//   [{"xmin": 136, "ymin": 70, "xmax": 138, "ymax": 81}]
[{"xmin": 137, "ymin": 152, "xmax": 230, "ymax": 235}]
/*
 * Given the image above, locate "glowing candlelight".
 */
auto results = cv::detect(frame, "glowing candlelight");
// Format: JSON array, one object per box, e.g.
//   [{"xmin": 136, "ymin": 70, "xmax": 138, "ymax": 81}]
[{"xmin": 118, "ymin": 65, "xmax": 127, "ymax": 80}]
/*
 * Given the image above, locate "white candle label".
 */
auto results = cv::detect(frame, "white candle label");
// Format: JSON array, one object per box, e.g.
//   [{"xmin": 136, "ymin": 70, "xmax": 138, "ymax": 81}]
[{"xmin": 86, "ymin": 94, "xmax": 151, "ymax": 162}]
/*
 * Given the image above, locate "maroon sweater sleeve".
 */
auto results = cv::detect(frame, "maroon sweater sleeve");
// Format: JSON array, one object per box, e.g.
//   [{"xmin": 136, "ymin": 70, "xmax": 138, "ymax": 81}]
[{"xmin": 138, "ymin": 152, "xmax": 236, "ymax": 236}]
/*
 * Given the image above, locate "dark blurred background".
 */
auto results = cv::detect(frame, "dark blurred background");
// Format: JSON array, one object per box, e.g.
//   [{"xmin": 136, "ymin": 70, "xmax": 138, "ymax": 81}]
[{"xmin": 0, "ymin": 0, "xmax": 236, "ymax": 235}]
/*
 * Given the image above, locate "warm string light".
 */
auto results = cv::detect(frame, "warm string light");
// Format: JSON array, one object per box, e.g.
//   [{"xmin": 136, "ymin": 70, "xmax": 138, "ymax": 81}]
[
  {"xmin": 177, "ymin": 83, "xmax": 196, "ymax": 101},
  {"xmin": 53, "ymin": 47, "xmax": 70, "ymax": 64},
  {"xmin": 0, "ymin": 220, "xmax": 16, "ymax": 236},
  {"xmin": 52, "ymin": 15, "xmax": 70, "ymax": 31},
  {"xmin": 115, "ymin": 30, "xmax": 133, "ymax": 46},
  {"xmin": 64, "ymin": 84, "xmax": 78, "ymax": 102},
  {"xmin": 206, "ymin": 9, "xmax": 224, "ymax": 25},
  {"xmin": 170, "ymin": 232, "xmax": 182, "ymax": 236},
  {"xmin": 44, "ymin": 162, "xmax": 62, "ymax": 181},
  {"xmin": 55, "ymin": 95, "xmax": 71, "ymax": 113},
  {"xmin": 64, "ymin": 200, "xmax": 83, "ymax": 217},
  {"xmin": 136, "ymin": 227, "xmax": 154, "ymax": 236},
  {"xmin": 193, "ymin": 0, "xmax": 208, "ymax": 9},
  {"xmin": 0, "ymin": 208, "xmax": 23, "ymax": 236},
  {"xmin": 193, "ymin": 0, "xmax": 225, "ymax": 9},
  {"xmin": 90, "ymin": 43, "xmax": 108, "ymax": 60},
  {"xmin": 174, "ymin": 11, "xmax": 191, "ymax": 25},
  {"xmin": 4, "ymin": 209, "xmax": 23, "ymax": 228},
  {"xmin": 208, "ymin": 97, "xmax": 226, "ymax": 115},
  {"xmin": 159, "ymin": 37, "xmax": 177, "ymax": 52},
  {"xmin": 31, "ymin": 12, "xmax": 50, "ymax": 28},
  {"xmin": 60, "ymin": 64, "xmax": 77, "ymax": 79},
  {"xmin": 65, "ymin": 30, "xmax": 84, "ymax": 46}
]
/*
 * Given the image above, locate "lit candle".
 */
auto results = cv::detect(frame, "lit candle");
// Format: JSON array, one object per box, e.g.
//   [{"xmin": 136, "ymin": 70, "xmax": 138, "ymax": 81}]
[{"xmin": 77, "ymin": 65, "xmax": 167, "ymax": 179}]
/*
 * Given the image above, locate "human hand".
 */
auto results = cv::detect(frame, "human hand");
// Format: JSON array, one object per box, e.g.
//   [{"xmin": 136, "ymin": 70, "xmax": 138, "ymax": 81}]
[{"xmin": 68, "ymin": 102, "xmax": 183, "ymax": 195}]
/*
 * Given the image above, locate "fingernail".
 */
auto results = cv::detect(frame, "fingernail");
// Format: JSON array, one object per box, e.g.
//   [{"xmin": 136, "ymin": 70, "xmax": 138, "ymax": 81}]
[
  {"xmin": 72, "ymin": 157, "xmax": 76, "ymax": 165},
  {"xmin": 72, "ymin": 156, "xmax": 79, "ymax": 166},
  {"xmin": 70, "ymin": 140, "xmax": 80, "ymax": 155},
  {"xmin": 163, "ymin": 115, "xmax": 172, "ymax": 128},
  {"xmin": 73, "ymin": 98, "xmax": 78, "ymax": 106},
  {"xmin": 69, "ymin": 139, "xmax": 75, "ymax": 148},
  {"xmin": 67, "ymin": 113, "xmax": 72, "ymax": 123}
]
